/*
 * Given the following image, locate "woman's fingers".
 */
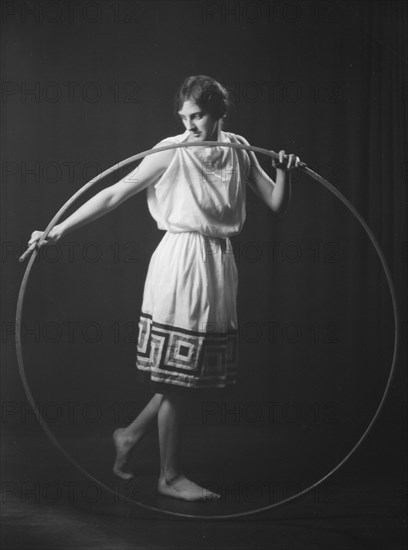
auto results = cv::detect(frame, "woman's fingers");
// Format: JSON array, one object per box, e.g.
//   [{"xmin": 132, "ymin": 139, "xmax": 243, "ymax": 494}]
[
  {"xmin": 279, "ymin": 149, "xmax": 286, "ymax": 165},
  {"xmin": 274, "ymin": 150, "xmax": 302, "ymax": 170},
  {"xmin": 272, "ymin": 150, "xmax": 286, "ymax": 169},
  {"xmin": 27, "ymin": 230, "xmax": 44, "ymax": 246},
  {"xmin": 287, "ymin": 153, "xmax": 295, "ymax": 169},
  {"xmin": 20, "ymin": 230, "xmax": 50, "ymax": 262}
]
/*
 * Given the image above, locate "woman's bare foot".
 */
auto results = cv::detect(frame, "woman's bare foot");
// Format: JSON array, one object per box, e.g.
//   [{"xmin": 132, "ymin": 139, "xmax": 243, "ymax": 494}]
[
  {"xmin": 113, "ymin": 428, "xmax": 137, "ymax": 480},
  {"xmin": 158, "ymin": 474, "xmax": 220, "ymax": 502}
]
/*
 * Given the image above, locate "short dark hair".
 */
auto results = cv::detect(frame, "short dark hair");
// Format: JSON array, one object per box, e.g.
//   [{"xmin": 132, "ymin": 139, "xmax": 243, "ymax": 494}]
[{"xmin": 175, "ymin": 75, "xmax": 230, "ymax": 120}]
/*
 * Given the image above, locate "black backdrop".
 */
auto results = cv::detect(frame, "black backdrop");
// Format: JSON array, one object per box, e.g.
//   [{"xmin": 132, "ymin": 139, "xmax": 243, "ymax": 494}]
[{"xmin": 1, "ymin": 0, "xmax": 407, "ymax": 510}]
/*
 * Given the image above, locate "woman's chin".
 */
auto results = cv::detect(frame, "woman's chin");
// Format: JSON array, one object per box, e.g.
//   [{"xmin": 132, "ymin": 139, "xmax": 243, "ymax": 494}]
[
  {"xmin": 187, "ymin": 132, "xmax": 217, "ymax": 142},
  {"xmin": 188, "ymin": 133, "xmax": 202, "ymax": 142}
]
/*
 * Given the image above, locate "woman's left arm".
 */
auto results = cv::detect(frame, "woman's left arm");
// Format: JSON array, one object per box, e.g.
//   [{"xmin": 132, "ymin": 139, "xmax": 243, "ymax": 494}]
[{"xmin": 234, "ymin": 135, "xmax": 300, "ymax": 213}]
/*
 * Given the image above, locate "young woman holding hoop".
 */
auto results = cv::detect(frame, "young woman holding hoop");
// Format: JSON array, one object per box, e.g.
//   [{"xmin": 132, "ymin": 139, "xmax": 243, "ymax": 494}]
[{"xmin": 27, "ymin": 75, "xmax": 300, "ymax": 502}]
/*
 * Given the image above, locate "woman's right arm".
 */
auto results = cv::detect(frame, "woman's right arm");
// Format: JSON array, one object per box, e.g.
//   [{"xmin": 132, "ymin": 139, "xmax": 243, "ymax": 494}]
[{"xmin": 28, "ymin": 143, "xmax": 175, "ymax": 247}]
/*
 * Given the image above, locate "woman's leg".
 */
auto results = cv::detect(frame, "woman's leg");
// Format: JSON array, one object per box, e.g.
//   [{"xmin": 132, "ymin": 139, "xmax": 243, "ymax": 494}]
[
  {"xmin": 113, "ymin": 393, "xmax": 163, "ymax": 479},
  {"xmin": 157, "ymin": 393, "xmax": 220, "ymax": 501}
]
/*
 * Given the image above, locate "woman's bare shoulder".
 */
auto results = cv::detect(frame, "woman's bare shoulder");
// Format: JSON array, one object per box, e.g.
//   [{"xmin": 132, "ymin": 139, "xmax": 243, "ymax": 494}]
[
  {"xmin": 154, "ymin": 132, "xmax": 187, "ymax": 146},
  {"xmin": 147, "ymin": 134, "xmax": 185, "ymax": 167}
]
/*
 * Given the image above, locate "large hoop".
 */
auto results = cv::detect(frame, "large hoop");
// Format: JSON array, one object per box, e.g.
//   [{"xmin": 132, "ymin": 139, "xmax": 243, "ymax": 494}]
[{"xmin": 15, "ymin": 141, "xmax": 399, "ymax": 519}]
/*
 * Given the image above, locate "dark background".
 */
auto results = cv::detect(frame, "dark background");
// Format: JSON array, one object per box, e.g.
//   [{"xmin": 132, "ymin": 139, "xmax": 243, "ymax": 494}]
[{"xmin": 1, "ymin": 0, "xmax": 407, "ymax": 530}]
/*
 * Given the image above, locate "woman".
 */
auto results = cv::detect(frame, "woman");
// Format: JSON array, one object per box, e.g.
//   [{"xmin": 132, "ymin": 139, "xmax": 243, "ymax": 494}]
[{"xmin": 27, "ymin": 75, "xmax": 300, "ymax": 502}]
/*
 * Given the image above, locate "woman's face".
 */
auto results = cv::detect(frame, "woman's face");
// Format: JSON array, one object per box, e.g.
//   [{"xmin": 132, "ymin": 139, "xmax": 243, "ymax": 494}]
[{"xmin": 178, "ymin": 99, "xmax": 219, "ymax": 141}]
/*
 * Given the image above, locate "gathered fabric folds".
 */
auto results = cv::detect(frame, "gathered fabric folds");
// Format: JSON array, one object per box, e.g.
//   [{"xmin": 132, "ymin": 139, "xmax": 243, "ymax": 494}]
[{"xmin": 136, "ymin": 129, "xmax": 250, "ymax": 390}]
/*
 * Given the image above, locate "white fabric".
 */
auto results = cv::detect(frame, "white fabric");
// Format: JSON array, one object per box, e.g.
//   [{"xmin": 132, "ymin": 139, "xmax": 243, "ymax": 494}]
[
  {"xmin": 141, "ymin": 231, "xmax": 238, "ymax": 331},
  {"xmin": 147, "ymin": 130, "xmax": 249, "ymax": 237},
  {"xmin": 136, "ymin": 130, "xmax": 249, "ymax": 389}
]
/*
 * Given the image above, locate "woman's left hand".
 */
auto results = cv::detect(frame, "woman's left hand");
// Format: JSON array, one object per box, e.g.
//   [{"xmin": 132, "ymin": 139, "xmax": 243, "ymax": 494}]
[{"xmin": 272, "ymin": 150, "xmax": 301, "ymax": 171}]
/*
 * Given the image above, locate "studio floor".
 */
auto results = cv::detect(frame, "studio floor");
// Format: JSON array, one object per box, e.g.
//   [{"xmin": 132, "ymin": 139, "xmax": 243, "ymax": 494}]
[{"xmin": 1, "ymin": 414, "xmax": 406, "ymax": 550}]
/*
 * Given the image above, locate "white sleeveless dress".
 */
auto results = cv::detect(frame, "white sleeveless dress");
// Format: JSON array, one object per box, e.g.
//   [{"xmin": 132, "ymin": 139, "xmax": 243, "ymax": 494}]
[{"xmin": 136, "ymin": 129, "xmax": 250, "ymax": 390}]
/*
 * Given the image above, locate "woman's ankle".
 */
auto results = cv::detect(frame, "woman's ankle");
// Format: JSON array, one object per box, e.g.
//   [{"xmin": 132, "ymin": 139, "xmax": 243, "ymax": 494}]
[{"xmin": 159, "ymin": 470, "xmax": 182, "ymax": 485}]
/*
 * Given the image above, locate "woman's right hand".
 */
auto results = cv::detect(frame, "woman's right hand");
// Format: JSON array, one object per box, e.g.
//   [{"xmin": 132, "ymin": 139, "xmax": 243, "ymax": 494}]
[
  {"xmin": 28, "ymin": 228, "xmax": 60, "ymax": 246},
  {"xmin": 20, "ymin": 227, "xmax": 61, "ymax": 262}
]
